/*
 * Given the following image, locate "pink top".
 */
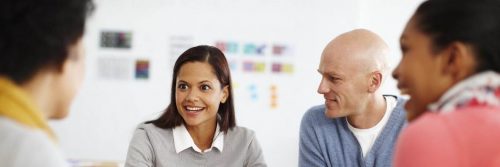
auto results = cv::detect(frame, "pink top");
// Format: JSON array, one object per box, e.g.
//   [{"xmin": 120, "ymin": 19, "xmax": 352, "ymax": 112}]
[{"xmin": 394, "ymin": 106, "xmax": 500, "ymax": 167}]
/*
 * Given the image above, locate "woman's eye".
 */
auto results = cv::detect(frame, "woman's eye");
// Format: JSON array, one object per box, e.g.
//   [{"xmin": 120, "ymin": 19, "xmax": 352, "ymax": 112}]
[
  {"xmin": 400, "ymin": 45, "xmax": 409, "ymax": 54},
  {"xmin": 178, "ymin": 84, "xmax": 188, "ymax": 90},
  {"xmin": 201, "ymin": 85, "xmax": 211, "ymax": 91}
]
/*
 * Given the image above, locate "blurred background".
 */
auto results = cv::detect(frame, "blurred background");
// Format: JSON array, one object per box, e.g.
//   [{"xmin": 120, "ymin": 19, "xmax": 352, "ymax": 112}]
[{"xmin": 49, "ymin": 0, "xmax": 424, "ymax": 166}]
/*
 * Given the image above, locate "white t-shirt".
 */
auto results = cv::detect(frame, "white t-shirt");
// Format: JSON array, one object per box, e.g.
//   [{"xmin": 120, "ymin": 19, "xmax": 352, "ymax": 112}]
[
  {"xmin": 0, "ymin": 117, "xmax": 68, "ymax": 167},
  {"xmin": 347, "ymin": 96, "xmax": 397, "ymax": 157}
]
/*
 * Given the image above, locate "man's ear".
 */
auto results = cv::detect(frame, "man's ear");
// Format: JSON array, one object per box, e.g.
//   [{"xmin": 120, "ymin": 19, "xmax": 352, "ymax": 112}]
[
  {"xmin": 368, "ymin": 71, "xmax": 382, "ymax": 93},
  {"xmin": 221, "ymin": 85, "xmax": 229, "ymax": 103},
  {"xmin": 440, "ymin": 42, "xmax": 477, "ymax": 82}
]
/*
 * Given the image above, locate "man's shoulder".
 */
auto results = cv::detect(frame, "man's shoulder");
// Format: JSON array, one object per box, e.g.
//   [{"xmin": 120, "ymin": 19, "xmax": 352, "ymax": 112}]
[
  {"xmin": 302, "ymin": 105, "xmax": 326, "ymax": 121},
  {"xmin": 306, "ymin": 104, "xmax": 326, "ymax": 113},
  {"xmin": 384, "ymin": 94, "xmax": 408, "ymax": 115},
  {"xmin": 301, "ymin": 105, "xmax": 343, "ymax": 126},
  {"xmin": 383, "ymin": 94, "xmax": 406, "ymax": 104}
]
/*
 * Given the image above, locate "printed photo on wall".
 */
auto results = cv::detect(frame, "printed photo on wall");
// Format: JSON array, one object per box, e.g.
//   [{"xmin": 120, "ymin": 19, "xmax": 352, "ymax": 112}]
[
  {"xmin": 97, "ymin": 57, "xmax": 132, "ymax": 80},
  {"xmin": 135, "ymin": 59, "xmax": 150, "ymax": 80},
  {"xmin": 168, "ymin": 35, "xmax": 193, "ymax": 68},
  {"xmin": 100, "ymin": 31, "xmax": 132, "ymax": 49}
]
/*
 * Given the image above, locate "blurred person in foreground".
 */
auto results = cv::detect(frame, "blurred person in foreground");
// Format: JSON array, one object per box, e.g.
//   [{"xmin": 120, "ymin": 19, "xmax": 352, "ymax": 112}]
[
  {"xmin": 0, "ymin": 0, "xmax": 94, "ymax": 166},
  {"xmin": 392, "ymin": 0, "xmax": 500, "ymax": 166}
]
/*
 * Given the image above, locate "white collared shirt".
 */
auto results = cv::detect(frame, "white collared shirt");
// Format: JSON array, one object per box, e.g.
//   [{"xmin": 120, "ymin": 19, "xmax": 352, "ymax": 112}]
[{"xmin": 172, "ymin": 123, "xmax": 224, "ymax": 154}]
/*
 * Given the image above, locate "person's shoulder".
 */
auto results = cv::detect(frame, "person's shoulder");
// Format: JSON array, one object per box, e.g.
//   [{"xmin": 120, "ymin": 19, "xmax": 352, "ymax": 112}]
[
  {"xmin": 302, "ymin": 104, "xmax": 327, "ymax": 120},
  {"xmin": 405, "ymin": 112, "xmax": 443, "ymax": 133},
  {"xmin": 0, "ymin": 117, "xmax": 30, "ymax": 138},
  {"xmin": 384, "ymin": 94, "xmax": 408, "ymax": 118},
  {"xmin": 224, "ymin": 126, "xmax": 259, "ymax": 150},
  {"xmin": 384, "ymin": 94, "xmax": 407, "ymax": 109},
  {"xmin": 227, "ymin": 126, "xmax": 256, "ymax": 140},
  {"xmin": 300, "ymin": 105, "xmax": 345, "ymax": 134},
  {"xmin": 136, "ymin": 122, "xmax": 156, "ymax": 130},
  {"xmin": 428, "ymin": 106, "xmax": 500, "ymax": 140},
  {"xmin": 395, "ymin": 96, "xmax": 407, "ymax": 110},
  {"xmin": 132, "ymin": 122, "xmax": 173, "ymax": 139},
  {"xmin": 0, "ymin": 117, "xmax": 51, "ymax": 145},
  {"xmin": 0, "ymin": 118, "xmax": 67, "ymax": 167},
  {"xmin": 307, "ymin": 104, "xmax": 326, "ymax": 113},
  {"xmin": 409, "ymin": 106, "xmax": 500, "ymax": 132},
  {"xmin": 397, "ymin": 112, "xmax": 454, "ymax": 151},
  {"xmin": 394, "ymin": 112, "xmax": 462, "ymax": 167},
  {"xmin": 135, "ymin": 122, "xmax": 169, "ymax": 132},
  {"xmin": 443, "ymin": 106, "xmax": 500, "ymax": 123}
]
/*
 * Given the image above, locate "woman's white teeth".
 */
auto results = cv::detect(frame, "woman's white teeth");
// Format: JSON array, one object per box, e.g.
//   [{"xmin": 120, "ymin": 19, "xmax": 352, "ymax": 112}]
[{"xmin": 186, "ymin": 106, "xmax": 203, "ymax": 112}]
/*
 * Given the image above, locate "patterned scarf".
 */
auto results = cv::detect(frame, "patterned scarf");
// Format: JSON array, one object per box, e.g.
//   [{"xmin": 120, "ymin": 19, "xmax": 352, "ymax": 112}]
[{"xmin": 428, "ymin": 71, "xmax": 500, "ymax": 113}]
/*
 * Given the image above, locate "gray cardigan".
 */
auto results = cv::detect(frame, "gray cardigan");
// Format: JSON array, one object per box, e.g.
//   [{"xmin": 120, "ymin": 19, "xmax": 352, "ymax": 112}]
[
  {"xmin": 299, "ymin": 95, "xmax": 407, "ymax": 167},
  {"xmin": 125, "ymin": 123, "xmax": 267, "ymax": 167}
]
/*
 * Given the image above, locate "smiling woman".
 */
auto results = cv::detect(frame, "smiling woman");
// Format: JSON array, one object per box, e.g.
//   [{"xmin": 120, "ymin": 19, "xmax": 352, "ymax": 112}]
[
  {"xmin": 124, "ymin": 45, "xmax": 267, "ymax": 167},
  {"xmin": 392, "ymin": 0, "xmax": 500, "ymax": 166},
  {"xmin": 175, "ymin": 62, "xmax": 229, "ymax": 145}
]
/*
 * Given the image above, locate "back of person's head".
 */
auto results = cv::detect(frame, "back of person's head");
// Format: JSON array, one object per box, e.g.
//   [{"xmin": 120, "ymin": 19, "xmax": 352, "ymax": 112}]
[
  {"xmin": 0, "ymin": 0, "xmax": 95, "ymax": 84},
  {"xmin": 149, "ymin": 45, "xmax": 236, "ymax": 133},
  {"xmin": 414, "ymin": 0, "xmax": 500, "ymax": 73}
]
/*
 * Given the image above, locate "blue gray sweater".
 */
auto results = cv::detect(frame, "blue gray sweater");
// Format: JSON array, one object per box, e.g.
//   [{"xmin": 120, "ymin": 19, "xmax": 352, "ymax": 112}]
[{"xmin": 299, "ymin": 96, "xmax": 407, "ymax": 167}]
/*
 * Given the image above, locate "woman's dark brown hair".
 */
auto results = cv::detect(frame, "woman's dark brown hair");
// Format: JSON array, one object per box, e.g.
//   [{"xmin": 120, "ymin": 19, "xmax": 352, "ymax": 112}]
[{"xmin": 147, "ymin": 45, "xmax": 236, "ymax": 133}]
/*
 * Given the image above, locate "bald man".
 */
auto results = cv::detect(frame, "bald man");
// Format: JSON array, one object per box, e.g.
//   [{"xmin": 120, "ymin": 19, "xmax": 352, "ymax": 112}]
[{"xmin": 299, "ymin": 29, "xmax": 407, "ymax": 167}]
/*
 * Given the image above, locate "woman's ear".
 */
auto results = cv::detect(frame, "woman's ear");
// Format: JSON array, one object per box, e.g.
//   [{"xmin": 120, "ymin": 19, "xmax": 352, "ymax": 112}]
[
  {"xmin": 221, "ymin": 85, "xmax": 229, "ymax": 103},
  {"xmin": 440, "ymin": 42, "xmax": 477, "ymax": 82}
]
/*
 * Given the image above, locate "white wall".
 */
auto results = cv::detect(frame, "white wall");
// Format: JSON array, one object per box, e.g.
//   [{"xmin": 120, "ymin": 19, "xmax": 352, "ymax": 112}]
[
  {"xmin": 358, "ymin": 0, "xmax": 424, "ymax": 95},
  {"xmin": 50, "ymin": 0, "xmax": 422, "ymax": 166}
]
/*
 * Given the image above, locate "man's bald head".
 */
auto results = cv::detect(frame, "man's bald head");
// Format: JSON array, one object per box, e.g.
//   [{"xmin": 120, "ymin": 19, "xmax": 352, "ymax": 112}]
[
  {"xmin": 316, "ymin": 29, "xmax": 397, "ymax": 131},
  {"xmin": 321, "ymin": 29, "xmax": 390, "ymax": 77}
]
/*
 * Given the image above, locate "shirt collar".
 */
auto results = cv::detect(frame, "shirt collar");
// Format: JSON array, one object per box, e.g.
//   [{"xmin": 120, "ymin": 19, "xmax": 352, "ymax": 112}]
[{"xmin": 173, "ymin": 123, "xmax": 224, "ymax": 154}]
